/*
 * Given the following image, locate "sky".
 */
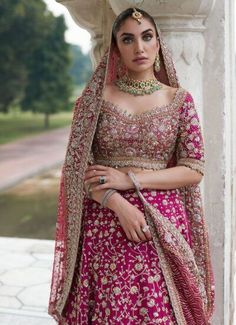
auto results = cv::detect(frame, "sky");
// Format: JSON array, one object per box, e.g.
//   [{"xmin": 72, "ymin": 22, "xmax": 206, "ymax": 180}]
[{"xmin": 43, "ymin": 0, "xmax": 91, "ymax": 54}]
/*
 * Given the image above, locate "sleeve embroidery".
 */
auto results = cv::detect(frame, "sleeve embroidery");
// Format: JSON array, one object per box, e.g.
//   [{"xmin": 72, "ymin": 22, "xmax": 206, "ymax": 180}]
[{"xmin": 176, "ymin": 92, "xmax": 205, "ymax": 176}]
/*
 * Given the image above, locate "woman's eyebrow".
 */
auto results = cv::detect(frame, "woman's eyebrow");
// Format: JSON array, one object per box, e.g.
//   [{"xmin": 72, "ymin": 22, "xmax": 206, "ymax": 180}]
[
  {"xmin": 119, "ymin": 29, "xmax": 154, "ymax": 38},
  {"xmin": 141, "ymin": 28, "xmax": 154, "ymax": 34}
]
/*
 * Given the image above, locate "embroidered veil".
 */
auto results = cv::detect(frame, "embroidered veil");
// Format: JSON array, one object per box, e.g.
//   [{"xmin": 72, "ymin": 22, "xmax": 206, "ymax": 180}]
[{"xmin": 48, "ymin": 9, "xmax": 215, "ymax": 324}]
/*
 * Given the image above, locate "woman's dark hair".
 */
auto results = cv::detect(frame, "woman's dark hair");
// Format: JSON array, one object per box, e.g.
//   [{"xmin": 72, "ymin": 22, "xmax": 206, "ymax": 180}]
[{"xmin": 112, "ymin": 7, "xmax": 158, "ymax": 44}]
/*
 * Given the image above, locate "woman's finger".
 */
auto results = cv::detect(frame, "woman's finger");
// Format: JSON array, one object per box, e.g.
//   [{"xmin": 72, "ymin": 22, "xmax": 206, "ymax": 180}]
[
  {"xmin": 92, "ymin": 183, "xmax": 110, "ymax": 191},
  {"xmin": 84, "ymin": 169, "xmax": 98, "ymax": 180},
  {"xmin": 143, "ymin": 228, "xmax": 152, "ymax": 241},
  {"xmin": 84, "ymin": 169, "xmax": 113, "ymax": 181},
  {"xmin": 86, "ymin": 165, "xmax": 109, "ymax": 171},
  {"xmin": 126, "ymin": 230, "xmax": 132, "ymax": 242},
  {"xmin": 130, "ymin": 230, "xmax": 141, "ymax": 243},
  {"xmin": 84, "ymin": 171, "xmax": 108, "ymax": 182},
  {"xmin": 86, "ymin": 176, "xmax": 111, "ymax": 188},
  {"xmin": 85, "ymin": 176, "xmax": 100, "ymax": 184},
  {"xmin": 140, "ymin": 223, "xmax": 152, "ymax": 241},
  {"xmin": 136, "ymin": 227, "xmax": 148, "ymax": 242}
]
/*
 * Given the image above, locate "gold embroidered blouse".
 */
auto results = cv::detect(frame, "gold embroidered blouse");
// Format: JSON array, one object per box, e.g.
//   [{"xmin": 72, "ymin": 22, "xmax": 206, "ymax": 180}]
[{"xmin": 91, "ymin": 88, "xmax": 204, "ymax": 175}]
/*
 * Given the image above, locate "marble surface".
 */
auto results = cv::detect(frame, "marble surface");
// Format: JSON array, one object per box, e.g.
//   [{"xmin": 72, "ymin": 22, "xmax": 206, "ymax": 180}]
[{"xmin": 0, "ymin": 237, "xmax": 56, "ymax": 324}]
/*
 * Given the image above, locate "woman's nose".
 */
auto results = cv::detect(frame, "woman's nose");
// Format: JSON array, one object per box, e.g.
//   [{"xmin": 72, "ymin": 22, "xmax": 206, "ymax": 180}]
[{"xmin": 134, "ymin": 39, "xmax": 144, "ymax": 54}]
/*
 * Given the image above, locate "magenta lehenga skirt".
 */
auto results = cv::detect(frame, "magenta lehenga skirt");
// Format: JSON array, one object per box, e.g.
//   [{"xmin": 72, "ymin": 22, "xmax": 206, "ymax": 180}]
[{"xmin": 60, "ymin": 187, "xmax": 192, "ymax": 325}]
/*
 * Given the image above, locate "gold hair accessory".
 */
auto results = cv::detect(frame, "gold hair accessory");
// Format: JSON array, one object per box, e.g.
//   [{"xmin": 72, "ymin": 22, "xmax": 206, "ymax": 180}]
[{"xmin": 132, "ymin": 8, "xmax": 143, "ymax": 24}]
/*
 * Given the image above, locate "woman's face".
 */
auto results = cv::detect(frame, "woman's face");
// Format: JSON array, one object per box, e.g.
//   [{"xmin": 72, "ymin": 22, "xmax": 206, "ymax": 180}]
[{"xmin": 115, "ymin": 17, "xmax": 159, "ymax": 75}]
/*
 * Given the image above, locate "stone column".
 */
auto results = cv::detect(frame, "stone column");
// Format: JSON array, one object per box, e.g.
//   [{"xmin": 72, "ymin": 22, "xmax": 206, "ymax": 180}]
[
  {"xmin": 56, "ymin": 0, "xmax": 116, "ymax": 67},
  {"xmin": 203, "ymin": 1, "xmax": 236, "ymax": 324},
  {"xmin": 56, "ymin": 1, "xmax": 236, "ymax": 323}
]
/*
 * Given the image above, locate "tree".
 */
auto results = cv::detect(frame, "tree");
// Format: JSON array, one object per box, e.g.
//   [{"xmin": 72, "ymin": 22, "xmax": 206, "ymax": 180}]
[
  {"xmin": 69, "ymin": 45, "xmax": 92, "ymax": 86},
  {"xmin": 0, "ymin": 0, "xmax": 73, "ymax": 127},
  {"xmin": 0, "ymin": 0, "xmax": 48, "ymax": 112},
  {"xmin": 21, "ymin": 15, "xmax": 72, "ymax": 128}
]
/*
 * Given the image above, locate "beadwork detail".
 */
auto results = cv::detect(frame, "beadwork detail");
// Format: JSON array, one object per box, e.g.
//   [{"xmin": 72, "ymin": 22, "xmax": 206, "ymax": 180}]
[
  {"xmin": 115, "ymin": 75, "xmax": 163, "ymax": 96},
  {"xmin": 92, "ymin": 88, "xmax": 205, "ymax": 176}
]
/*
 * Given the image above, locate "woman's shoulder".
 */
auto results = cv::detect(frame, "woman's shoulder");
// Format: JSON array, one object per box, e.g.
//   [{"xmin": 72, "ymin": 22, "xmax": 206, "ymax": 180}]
[
  {"xmin": 175, "ymin": 86, "xmax": 193, "ymax": 101},
  {"xmin": 167, "ymin": 86, "xmax": 195, "ymax": 107},
  {"xmin": 158, "ymin": 84, "xmax": 187, "ymax": 106},
  {"xmin": 176, "ymin": 88, "xmax": 199, "ymax": 117},
  {"xmin": 162, "ymin": 86, "xmax": 197, "ymax": 116}
]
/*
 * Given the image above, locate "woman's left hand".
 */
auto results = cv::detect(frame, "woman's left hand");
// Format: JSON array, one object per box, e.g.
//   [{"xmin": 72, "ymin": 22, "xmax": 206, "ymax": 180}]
[{"xmin": 84, "ymin": 165, "xmax": 133, "ymax": 191}]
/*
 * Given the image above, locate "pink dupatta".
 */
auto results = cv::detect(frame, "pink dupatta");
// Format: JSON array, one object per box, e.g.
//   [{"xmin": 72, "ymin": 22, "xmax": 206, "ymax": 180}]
[{"xmin": 48, "ymin": 15, "xmax": 215, "ymax": 325}]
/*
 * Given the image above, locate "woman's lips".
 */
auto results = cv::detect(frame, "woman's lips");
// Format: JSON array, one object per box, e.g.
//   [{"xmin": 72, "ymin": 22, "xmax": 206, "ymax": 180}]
[{"xmin": 133, "ymin": 58, "xmax": 148, "ymax": 64}]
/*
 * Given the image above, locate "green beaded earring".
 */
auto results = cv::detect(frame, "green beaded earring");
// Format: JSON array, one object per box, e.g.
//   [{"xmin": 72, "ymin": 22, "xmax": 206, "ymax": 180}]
[{"xmin": 154, "ymin": 53, "xmax": 160, "ymax": 72}]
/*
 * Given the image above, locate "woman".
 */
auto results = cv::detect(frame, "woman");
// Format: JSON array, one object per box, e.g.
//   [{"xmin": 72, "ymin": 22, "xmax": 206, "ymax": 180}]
[{"xmin": 48, "ymin": 7, "xmax": 215, "ymax": 325}]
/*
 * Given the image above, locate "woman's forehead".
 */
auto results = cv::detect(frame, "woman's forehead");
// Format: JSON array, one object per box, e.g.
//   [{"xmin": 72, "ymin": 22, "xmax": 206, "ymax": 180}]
[{"xmin": 116, "ymin": 17, "xmax": 155, "ymax": 37}]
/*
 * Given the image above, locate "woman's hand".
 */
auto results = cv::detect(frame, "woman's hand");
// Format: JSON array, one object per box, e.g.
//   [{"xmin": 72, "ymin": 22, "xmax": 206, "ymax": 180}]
[
  {"xmin": 112, "ymin": 197, "xmax": 152, "ymax": 243},
  {"xmin": 84, "ymin": 164, "xmax": 134, "ymax": 191}
]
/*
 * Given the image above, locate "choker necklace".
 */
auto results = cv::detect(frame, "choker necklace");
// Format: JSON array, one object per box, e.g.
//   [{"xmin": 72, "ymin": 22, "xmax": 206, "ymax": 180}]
[{"xmin": 115, "ymin": 75, "xmax": 162, "ymax": 96}]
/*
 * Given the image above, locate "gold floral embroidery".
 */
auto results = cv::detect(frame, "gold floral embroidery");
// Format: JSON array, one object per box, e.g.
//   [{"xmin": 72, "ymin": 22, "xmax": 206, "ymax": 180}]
[
  {"xmin": 92, "ymin": 88, "xmax": 187, "ymax": 172},
  {"xmin": 48, "ymin": 24, "xmax": 215, "ymax": 325}
]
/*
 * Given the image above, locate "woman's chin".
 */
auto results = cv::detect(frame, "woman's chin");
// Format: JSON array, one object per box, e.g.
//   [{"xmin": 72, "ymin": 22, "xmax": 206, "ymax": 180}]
[{"xmin": 127, "ymin": 65, "xmax": 153, "ymax": 75}]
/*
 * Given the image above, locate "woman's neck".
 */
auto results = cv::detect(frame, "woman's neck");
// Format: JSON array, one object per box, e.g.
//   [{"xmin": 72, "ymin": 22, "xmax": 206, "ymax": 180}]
[{"xmin": 127, "ymin": 69, "xmax": 156, "ymax": 81}]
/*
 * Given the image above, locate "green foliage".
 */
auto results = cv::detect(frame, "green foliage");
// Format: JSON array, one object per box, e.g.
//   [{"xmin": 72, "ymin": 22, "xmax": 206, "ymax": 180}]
[
  {"xmin": 69, "ymin": 45, "xmax": 92, "ymax": 86},
  {"xmin": 0, "ymin": 0, "xmax": 48, "ymax": 112},
  {"xmin": 21, "ymin": 15, "xmax": 72, "ymax": 128},
  {"xmin": 0, "ymin": 110, "xmax": 72, "ymax": 144},
  {"xmin": 0, "ymin": 0, "xmax": 74, "ymax": 128}
]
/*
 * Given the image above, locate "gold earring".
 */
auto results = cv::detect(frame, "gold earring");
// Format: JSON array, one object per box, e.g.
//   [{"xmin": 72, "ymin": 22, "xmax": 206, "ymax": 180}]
[{"xmin": 154, "ymin": 53, "xmax": 160, "ymax": 72}]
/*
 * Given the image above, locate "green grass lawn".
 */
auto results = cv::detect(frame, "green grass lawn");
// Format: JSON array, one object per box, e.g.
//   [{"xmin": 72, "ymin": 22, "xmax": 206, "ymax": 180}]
[
  {"xmin": 0, "ymin": 84, "xmax": 87, "ymax": 145},
  {"xmin": 0, "ymin": 110, "xmax": 73, "ymax": 145}
]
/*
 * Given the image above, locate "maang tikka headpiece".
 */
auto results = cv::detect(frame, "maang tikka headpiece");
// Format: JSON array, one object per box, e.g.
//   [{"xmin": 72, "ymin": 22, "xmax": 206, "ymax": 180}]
[{"xmin": 132, "ymin": 7, "xmax": 143, "ymax": 24}]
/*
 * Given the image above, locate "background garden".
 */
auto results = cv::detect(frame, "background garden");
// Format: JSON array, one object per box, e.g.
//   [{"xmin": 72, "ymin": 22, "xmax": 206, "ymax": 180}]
[
  {"xmin": 0, "ymin": 0, "xmax": 92, "ymax": 239},
  {"xmin": 0, "ymin": 0, "xmax": 92, "ymax": 143}
]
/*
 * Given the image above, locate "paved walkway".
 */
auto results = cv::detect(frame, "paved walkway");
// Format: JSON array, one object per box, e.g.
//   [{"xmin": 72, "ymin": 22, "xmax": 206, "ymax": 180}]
[
  {"xmin": 0, "ymin": 127, "xmax": 70, "ymax": 192},
  {"xmin": 0, "ymin": 237, "xmax": 56, "ymax": 324},
  {"xmin": 0, "ymin": 127, "xmax": 71, "ymax": 323}
]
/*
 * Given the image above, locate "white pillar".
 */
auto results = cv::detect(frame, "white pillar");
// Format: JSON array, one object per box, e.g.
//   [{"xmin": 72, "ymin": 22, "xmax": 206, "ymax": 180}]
[{"xmin": 203, "ymin": 1, "xmax": 236, "ymax": 324}]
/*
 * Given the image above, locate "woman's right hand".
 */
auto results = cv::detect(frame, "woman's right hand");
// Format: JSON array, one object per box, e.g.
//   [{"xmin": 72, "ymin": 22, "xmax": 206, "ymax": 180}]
[{"xmin": 108, "ymin": 193, "xmax": 152, "ymax": 243}]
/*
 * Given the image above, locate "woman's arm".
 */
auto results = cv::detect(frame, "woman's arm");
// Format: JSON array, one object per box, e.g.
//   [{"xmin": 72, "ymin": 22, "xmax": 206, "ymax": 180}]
[
  {"xmin": 89, "ymin": 184, "xmax": 152, "ymax": 242},
  {"xmin": 86, "ymin": 183, "xmax": 127, "ymax": 212},
  {"xmin": 135, "ymin": 165, "xmax": 202, "ymax": 190},
  {"xmin": 84, "ymin": 163, "xmax": 202, "ymax": 195}
]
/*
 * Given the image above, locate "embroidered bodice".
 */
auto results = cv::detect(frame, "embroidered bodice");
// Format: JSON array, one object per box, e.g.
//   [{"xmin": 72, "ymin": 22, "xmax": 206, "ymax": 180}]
[{"xmin": 91, "ymin": 88, "xmax": 205, "ymax": 175}]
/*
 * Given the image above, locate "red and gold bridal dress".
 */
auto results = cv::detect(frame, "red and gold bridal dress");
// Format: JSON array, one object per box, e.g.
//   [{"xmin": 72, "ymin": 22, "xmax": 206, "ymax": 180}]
[{"xmin": 59, "ymin": 88, "xmax": 212, "ymax": 324}]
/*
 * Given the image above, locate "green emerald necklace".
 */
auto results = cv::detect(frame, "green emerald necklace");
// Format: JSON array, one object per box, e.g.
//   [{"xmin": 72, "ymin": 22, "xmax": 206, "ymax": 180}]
[{"xmin": 115, "ymin": 75, "xmax": 163, "ymax": 96}]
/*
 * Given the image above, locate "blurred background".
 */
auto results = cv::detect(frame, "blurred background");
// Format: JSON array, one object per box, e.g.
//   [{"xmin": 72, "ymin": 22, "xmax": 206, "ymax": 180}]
[{"xmin": 0, "ymin": 0, "xmax": 92, "ymax": 241}]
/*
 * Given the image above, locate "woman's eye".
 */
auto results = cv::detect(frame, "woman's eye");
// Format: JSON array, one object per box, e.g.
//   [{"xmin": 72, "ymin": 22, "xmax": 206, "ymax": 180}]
[
  {"xmin": 143, "ymin": 34, "xmax": 153, "ymax": 41},
  {"xmin": 122, "ymin": 37, "xmax": 133, "ymax": 44}
]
